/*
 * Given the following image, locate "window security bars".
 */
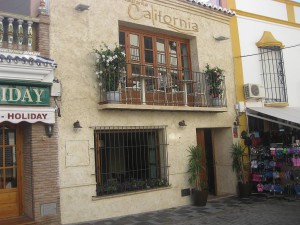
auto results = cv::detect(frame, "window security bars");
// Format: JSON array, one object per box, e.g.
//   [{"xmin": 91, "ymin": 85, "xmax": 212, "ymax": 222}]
[
  {"xmin": 259, "ymin": 47, "xmax": 288, "ymax": 103},
  {"xmin": 99, "ymin": 63, "xmax": 227, "ymax": 107},
  {"xmin": 94, "ymin": 126, "xmax": 169, "ymax": 196}
]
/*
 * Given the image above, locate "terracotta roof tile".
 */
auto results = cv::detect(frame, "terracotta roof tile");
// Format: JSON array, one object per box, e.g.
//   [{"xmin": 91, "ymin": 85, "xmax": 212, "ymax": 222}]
[{"xmin": 184, "ymin": 0, "xmax": 236, "ymax": 15}]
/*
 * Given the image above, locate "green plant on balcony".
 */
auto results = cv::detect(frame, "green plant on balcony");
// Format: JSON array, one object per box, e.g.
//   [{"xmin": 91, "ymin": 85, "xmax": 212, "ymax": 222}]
[
  {"xmin": 204, "ymin": 64, "xmax": 224, "ymax": 99},
  {"xmin": 94, "ymin": 44, "xmax": 126, "ymax": 92}
]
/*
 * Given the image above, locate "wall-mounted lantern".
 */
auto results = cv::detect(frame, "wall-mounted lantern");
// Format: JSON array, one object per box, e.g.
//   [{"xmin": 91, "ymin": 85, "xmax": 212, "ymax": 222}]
[{"xmin": 45, "ymin": 124, "xmax": 54, "ymax": 138}]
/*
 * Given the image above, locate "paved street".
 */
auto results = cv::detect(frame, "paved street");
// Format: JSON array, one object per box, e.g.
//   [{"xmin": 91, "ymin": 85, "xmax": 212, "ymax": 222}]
[{"xmin": 73, "ymin": 195, "xmax": 300, "ymax": 225}]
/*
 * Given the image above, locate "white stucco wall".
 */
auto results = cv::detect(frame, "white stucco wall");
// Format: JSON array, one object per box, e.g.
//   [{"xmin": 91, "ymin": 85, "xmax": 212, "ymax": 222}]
[
  {"xmin": 50, "ymin": 0, "xmax": 237, "ymax": 224},
  {"xmin": 237, "ymin": 15, "xmax": 300, "ymax": 107},
  {"xmin": 295, "ymin": 5, "xmax": 300, "ymax": 23},
  {"xmin": 236, "ymin": 0, "xmax": 288, "ymax": 21}
]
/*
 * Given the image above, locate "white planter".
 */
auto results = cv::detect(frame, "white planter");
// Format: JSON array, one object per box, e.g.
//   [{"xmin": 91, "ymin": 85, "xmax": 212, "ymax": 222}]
[
  {"xmin": 211, "ymin": 98, "xmax": 222, "ymax": 107},
  {"xmin": 106, "ymin": 91, "xmax": 120, "ymax": 103}
]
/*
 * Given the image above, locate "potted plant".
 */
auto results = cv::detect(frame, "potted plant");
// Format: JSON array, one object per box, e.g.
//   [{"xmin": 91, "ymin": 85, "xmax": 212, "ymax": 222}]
[
  {"xmin": 95, "ymin": 44, "xmax": 126, "ymax": 102},
  {"xmin": 204, "ymin": 64, "xmax": 225, "ymax": 106},
  {"xmin": 187, "ymin": 145, "xmax": 208, "ymax": 206},
  {"xmin": 231, "ymin": 143, "xmax": 251, "ymax": 198}
]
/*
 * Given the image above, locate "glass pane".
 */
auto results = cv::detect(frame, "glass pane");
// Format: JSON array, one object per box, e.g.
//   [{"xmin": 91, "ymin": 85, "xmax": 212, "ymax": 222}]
[
  {"xmin": 145, "ymin": 65, "xmax": 154, "ymax": 77},
  {"xmin": 145, "ymin": 50, "xmax": 153, "ymax": 63},
  {"xmin": 181, "ymin": 43, "xmax": 187, "ymax": 55},
  {"xmin": 144, "ymin": 37, "xmax": 153, "ymax": 49},
  {"xmin": 145, "ymin": 66, "xmax": 154, "ymax": 90},
  {"xmin": 183, "ymin": 69, "xmax": 190, "ymax": 80},
  {"xmin": 5, "ymin": 147, "xmax": 16, "ymax": 167},
  {"xmin": 5, "ymin": 168, "xmax": 17, "ymax": 188},
  {"xmin": 0, "ymin": 127, "xmax": 3, "ymax": 142},
  {"xmin": 131, "ymin": 64, "xmax": 141, "ymax": 75},
  {"xmin": 181, "ymin": 56, "xmax": 189, "ymax": 68},
  {"xmin": 170, "ymin": 70, "xmax": 179, "ymax": 91},
  {"xmin": 0, "ymin": 170, "xmax": 3, "ymax": 189},
  {"xmin": 119, "ymin": 32, "xmax": 125, "ymax": 45},
  {"xmin": 130, "ymin": 34, "xmax": 139, "ymax": 47},
  {"xmin": 158, "ymin": 67, "xmax": 167, "ymax": 90},
  {"xmin": 6, "ymin": 130, "xmax": 15, "ymax": 145},
  {"xmin": 169, "ymin": 41, "xmax": 177, "ymax": 54},
  {"xmin": 0, "ymin": 147, "xmax": 3, "ymax": 167},
  {"xmin": 157, "ymin": 53, "xmax": 166, "ymax": 64},
  {"xmin": 130, "ymin": 48, "xmax": 140, "ymax": 61},
  {"xmin": 170, "ymin": 56, "xmax": 177, "ymax": 66},
  {"xmin": 156, "ymin": 39, "xmax": 165, "ymax": 51},
  {"xmin": 171, "ymin": 69, "xmax": 178, "ymax": 80}
]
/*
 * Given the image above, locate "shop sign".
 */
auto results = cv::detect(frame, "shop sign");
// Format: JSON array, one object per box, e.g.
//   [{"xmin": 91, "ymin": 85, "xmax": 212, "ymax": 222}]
[
  {"xmin": 125, "ymin": 0, "xmax": 199, "ymax": 34},
  {"xmin": 0, "ymin": 107, "xmax": 55, "ymax": 124},
  {"xmin": 0, "ymin": 84, "xmax": 50, "ymax": 106}
]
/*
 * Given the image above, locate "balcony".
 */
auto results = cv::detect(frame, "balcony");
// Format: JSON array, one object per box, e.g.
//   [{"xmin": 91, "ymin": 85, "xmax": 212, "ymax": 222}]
[
  {"xmin": 0, "ymin": 12, "xmax": 41, "ymax": 53},
  {"xmin": 98, "ymin": 64, "xmax": 227, "ymax": 112},
  {"xmin": 0, "ymin": 6, "xmax": 54, "ymax": 84}
]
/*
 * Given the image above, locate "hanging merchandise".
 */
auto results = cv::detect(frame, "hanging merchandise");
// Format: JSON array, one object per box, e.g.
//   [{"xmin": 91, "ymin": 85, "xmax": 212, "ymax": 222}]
[
  {"xmin": 294, "ymin": 184, "xmax": 300, "ymax": 197},
  {"xmin": 250, "ymin": 142, "xmax": 300, "ymax": 199},
  {"xmin": 257, "ymin": 183, "xmax": 264, "ymax": 192}
]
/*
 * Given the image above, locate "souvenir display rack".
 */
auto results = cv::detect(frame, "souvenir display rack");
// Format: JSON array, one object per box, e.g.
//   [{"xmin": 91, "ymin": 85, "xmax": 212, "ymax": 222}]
[{"xmin": 250, "ymin": 143, "xmax": 300, "ymax": 199}]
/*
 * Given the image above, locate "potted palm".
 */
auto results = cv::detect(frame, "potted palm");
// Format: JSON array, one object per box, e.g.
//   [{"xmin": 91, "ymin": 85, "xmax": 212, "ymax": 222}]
[
  {"xmin": 187, "ymin": 145, "xmax": 208, "ymax": 206},
  {"xmin": 231, "ymin": 143, "xmax": 251, "ymax": 198},
  {"xmin": 204, "ymin": 64, "xmax": 225, "ymax": 106},
  {"xmin": 95, "ymin": 44, "xmax": 126, "ymax": 103}
]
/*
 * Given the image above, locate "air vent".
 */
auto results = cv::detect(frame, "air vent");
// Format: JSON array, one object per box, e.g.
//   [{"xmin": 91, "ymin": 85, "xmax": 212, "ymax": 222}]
[{"xmin": 244, "ymin": 83, "xmax": 265, "ymax": 99}]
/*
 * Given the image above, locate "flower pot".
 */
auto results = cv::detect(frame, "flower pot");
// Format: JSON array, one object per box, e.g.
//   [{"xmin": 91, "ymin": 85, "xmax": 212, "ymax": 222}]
[
  {"xmin": 106, "ymin": 91, "xmax": 120, "ymax": 103},
  {"xmin": 211, "ymin": 98, "xmax": 222, "ymax": 106},
  {"xmin": 238, "ymin": 182, "xmax": 251, "ymax": 198},
  {"xmin": 192, "ymin": 189, "xmax": 208, "ymax": 206}
]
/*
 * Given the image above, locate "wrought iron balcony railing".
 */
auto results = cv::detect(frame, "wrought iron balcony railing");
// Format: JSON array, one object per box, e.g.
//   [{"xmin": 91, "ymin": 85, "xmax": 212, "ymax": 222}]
[{"xmin": 99, "ymin": 64, "xmax": 227, "ymax": 108}]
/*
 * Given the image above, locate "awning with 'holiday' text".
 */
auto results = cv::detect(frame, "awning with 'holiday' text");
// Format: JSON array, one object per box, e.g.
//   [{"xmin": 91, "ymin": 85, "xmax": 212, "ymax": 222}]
[{"xmin": 0, "ymin": 106, "xmax": 55, "ymax": 124}]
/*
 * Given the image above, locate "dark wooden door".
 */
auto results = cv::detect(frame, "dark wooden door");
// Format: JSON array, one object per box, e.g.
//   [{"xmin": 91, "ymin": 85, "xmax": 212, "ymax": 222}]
[{"xmin": 196, "ymin": 129, "xmax": 216, "ymax": 194}]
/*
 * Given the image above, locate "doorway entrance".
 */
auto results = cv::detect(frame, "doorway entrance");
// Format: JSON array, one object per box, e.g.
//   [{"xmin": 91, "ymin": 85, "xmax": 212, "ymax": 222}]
[
  {"xmin": 196, "ymin": 129, "xmax": 216, "ymax": 195},
  {"xmin": 0, "ymin": 124, "xmax": 22, "ymax": 218}
]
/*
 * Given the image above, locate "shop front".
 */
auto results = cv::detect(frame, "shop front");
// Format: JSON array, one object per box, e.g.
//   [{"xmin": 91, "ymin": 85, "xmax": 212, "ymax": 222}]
[
  {"xmin": 0, "ymin": 53, "xmax": 60, "ymax": 224},
  {"xmin": 246, "ymin": 107, "xmax": 300, "ymax": 198}
]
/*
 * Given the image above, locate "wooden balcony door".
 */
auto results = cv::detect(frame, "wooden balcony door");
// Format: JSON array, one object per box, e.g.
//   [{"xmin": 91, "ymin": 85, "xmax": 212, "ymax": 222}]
[
  {"xmin": 0, "ymin": 124, "xmax": 23, "ymax": 218},
  {"xmin": 119, "ymin": 27, "xmax": 192, "ymax": 104}
]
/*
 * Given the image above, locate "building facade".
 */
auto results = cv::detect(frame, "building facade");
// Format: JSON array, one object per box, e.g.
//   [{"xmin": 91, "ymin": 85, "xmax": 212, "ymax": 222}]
[
  {"xmin": 229, "ymin": 0, "xmax": 300, "ymax": 136},
  {"xmin": 0, "ymin": 0, "xmax": 60, "ymax": 224},
  {"xmin": 50, "ymin": 0, "xmax": 238, "ymax": 224},
  {"xmin": 229, "ymin": 0, "xmax": 300, "ymax": 197}
]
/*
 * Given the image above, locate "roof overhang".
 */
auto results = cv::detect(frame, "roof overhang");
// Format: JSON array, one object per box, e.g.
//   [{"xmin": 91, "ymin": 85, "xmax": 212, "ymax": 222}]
[
  {"xmin": 0, "ymin": 50, "xmax": 57, "ymax": 83},
  {"xmin": 246, "ymin": 107, "xmax": 300, "ymax": 130}
]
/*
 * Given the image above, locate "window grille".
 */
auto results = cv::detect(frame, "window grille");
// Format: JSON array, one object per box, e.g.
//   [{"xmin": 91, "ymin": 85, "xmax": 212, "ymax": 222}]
[
  {"xmin": 259, "ymin": 46, "xmax": 288, "ymax": 103},
  {"xmin": 94, "ymin": 126, "xmax": 169, "ymax": 196}
]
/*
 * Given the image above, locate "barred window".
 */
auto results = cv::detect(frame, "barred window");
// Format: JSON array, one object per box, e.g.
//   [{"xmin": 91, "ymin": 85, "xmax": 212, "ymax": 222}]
[
  {"xmin": 259, "ymin": 46, "xmax": 288, "ymax": 103},
  {"xmin": 94, "ymin": 126, "xmax": 169, "ymax": 196}
]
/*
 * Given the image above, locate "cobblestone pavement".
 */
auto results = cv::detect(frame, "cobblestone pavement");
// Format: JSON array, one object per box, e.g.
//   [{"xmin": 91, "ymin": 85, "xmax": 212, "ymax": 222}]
[{"xmin": 72, "ymin": 195, "xmax": 300, "ymax": 225}]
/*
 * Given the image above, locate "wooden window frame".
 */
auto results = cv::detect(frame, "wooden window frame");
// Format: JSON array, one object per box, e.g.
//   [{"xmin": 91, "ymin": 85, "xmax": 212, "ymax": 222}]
[{"xmin": 119, "ymin": 26, "xmax": 192, "ymax": 82}]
